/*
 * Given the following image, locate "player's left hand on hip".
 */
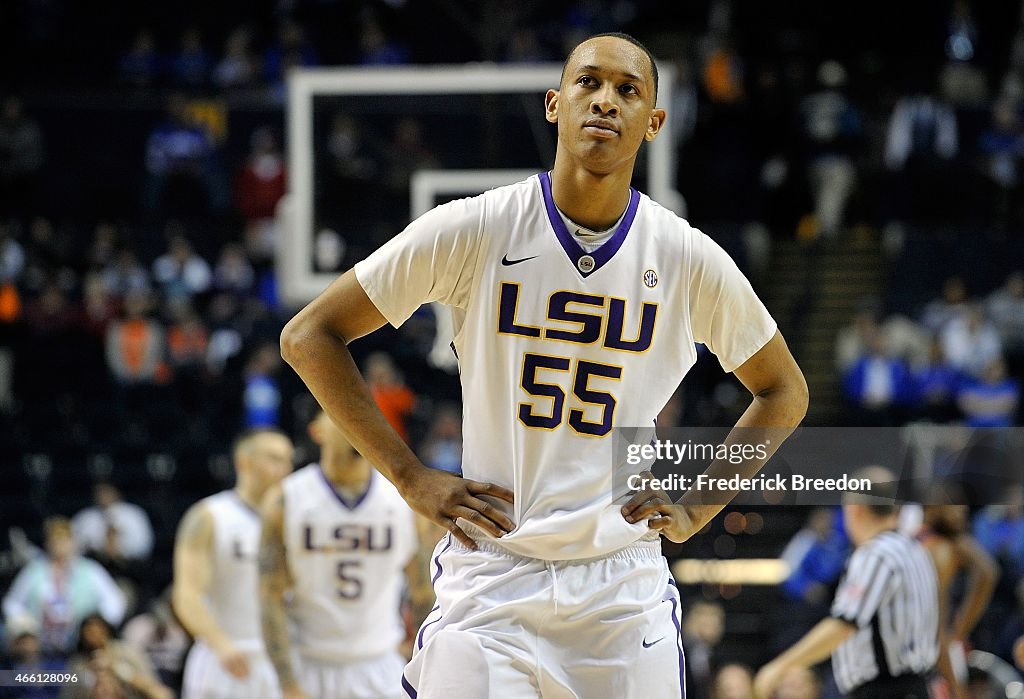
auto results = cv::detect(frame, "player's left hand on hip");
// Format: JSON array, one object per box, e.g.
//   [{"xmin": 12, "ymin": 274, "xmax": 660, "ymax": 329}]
[{"xmin": 620, "ymin": 471, "xmax": 697, "ymax": 543}]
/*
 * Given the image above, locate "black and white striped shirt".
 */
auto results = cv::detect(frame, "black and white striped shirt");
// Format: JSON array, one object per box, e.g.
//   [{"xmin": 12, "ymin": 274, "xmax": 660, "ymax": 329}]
[{"xmin": 830, "ymin": 530, "xmax": 939, "ymax": 694}]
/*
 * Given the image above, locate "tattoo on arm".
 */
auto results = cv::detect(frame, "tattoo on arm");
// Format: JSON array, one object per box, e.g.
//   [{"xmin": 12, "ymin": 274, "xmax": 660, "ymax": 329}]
[{"xmin": 259, "ymin": 492, "xmax": 298, "ymax": 690}]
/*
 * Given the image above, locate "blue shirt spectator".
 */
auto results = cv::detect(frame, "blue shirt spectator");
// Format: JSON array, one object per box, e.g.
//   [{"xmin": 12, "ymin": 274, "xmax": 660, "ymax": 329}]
[{"xmin": 957, "ymin": 358, "xmax": 1019, "ymax": 427}]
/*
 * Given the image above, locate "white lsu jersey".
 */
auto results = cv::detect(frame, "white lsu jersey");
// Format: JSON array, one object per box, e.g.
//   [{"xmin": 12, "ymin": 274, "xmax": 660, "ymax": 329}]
[
  {"xmin": 201, "ymin": 490, "xmax": 266, "ymax": 650},
  {"xmin": 282, "ymin": 464, "xmax": 417, "ymax": 663},
  {"xmin": 354, "ymin": 172, "xmax": 776, "ymax": 561}
]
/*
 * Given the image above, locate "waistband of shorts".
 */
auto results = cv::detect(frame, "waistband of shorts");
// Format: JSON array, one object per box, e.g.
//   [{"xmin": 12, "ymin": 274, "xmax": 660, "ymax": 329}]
[{"xmin": 452, "ymin": 533, "xmax": 664, "ymax": 565}]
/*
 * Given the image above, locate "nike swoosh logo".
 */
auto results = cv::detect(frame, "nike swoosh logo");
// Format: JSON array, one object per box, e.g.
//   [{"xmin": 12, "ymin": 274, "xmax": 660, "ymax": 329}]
[
  {"xmin": 501, "ymin": 254, "xmax": 539, "ymax": 266},
  {"xmin": 642, "ymin": 637, "xmax": 665, "ymax": 648}
]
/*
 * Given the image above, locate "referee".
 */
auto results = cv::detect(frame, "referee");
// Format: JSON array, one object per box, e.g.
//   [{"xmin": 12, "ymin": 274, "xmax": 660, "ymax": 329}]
[{"xmin": 754, "ymin": 467, "xmax": 939, "ymax": 698}]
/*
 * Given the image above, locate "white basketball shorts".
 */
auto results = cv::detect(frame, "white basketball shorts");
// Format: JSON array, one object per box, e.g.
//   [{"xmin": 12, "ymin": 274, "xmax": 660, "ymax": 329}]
[
  {"xmin": 297, "ymin": 651, "xmax": 407, "ymax": 699},
  {"xmin": 181, "ymin": 641, "xmax": 281, "ymax": 699},
  {"xmin": 402, "ymin": 534, "xmax": 686, "ymax": 698}
]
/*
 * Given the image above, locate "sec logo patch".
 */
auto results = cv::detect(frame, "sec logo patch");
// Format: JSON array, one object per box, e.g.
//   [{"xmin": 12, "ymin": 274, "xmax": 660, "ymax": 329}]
[{"xmin": 644, "ymin": 269, "xmax": 658, "ymax": 288}]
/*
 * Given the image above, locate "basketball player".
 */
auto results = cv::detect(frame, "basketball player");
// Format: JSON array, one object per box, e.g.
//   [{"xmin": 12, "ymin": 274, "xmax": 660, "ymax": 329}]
[
  {"xmin": 259, "ymin": 411, "xmax": 428, "ymax": 699},
  {"xmin": 916, "ymin": 501, "xmax": 999, "ymax": 699},
  {"xmin": 281, "ymin": 33, "xmax": 808, "ymax": 698},
  {"xmin": 172, "ymin": 428, "xmax": 294, "ymax": 699}
]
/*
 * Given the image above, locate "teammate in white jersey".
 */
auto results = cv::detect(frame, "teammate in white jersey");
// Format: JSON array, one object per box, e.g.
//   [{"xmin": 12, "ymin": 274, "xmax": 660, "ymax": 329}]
[
  {"xmin": 281, "ymin": 33, "xmax": 808, "ymax": 698},
  {"xmin": 172, "ymin": 428, "xmax": 294, "ymax": 699},
  {"xmin": 259, "ymin": 411, "xmax": 430, "ymax": 699}
]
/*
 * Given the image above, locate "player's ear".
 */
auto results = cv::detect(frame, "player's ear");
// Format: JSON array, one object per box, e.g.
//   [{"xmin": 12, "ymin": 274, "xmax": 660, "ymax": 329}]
[
  {"xmin": 307, "ymin": 419, "xmax": 322, "ymax": 445},
  {"xmin": 544, "ymin": 89, "xmax": 559, "ymax": 124},
  {"xmin": 644, "ymin": 108, "xmax": 667, "ymax": 142}
]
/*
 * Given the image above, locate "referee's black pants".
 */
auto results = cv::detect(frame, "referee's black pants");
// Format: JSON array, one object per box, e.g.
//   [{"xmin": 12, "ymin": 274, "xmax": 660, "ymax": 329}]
[{"xmin": 846, "ymin": 674, "xmax": 930, "ymax": 699}]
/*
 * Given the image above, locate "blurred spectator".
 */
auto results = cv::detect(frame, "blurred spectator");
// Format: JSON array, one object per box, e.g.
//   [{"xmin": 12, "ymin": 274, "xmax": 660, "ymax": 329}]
[
  {"xmin": 2, "ymin": 518, "xmax": 126, "ymax": 655},
  {"xmin": 213, "ymin": 27, "xmax": 260, "ymax": 89},
  {"xmin": 711, "ymin": 662, "xmax": 754, "ymax": 699},
  {"xmin": 105, "ymin": 290, "xmax": 168, "ymax": 385},
  {"xmin": 979, "ymin": 99, "xmax": 1024, "ymax": 228},
  {"xmin": 913, "ymin": 339, "xmax": 961, "ymax": 422},
  {"xmin": 118, "ymin": 30, "xmax": 161, "ymax": 88},
  {"xmin": 264, "ymin": 19, "xmax": 317, "ymax": 84},
  {"xmin": 151, "ymin": 228, "xmax": 212, "ymax": 301},
  {"xmin": 973, "ymin": 491, "xmax": 1024, "ymax": 587},
  {"xmin": 381, "ymin": 118, "xmax": 439, "ymax": 201},
  {"xmin": 505, "ymin": 28, "xmax": 550, "ymax": 63},
  {"xmin": 941, "ymin": 305, "xmax": 1002, "ymax": 377},
  {"xmin": 885, "ymin": 92, "xmax": 959, "ymax": 172},
  {"xmin": 842, "ymin": 327, "xmax": 913, "ymax": 425},
  {"xmin": 235, "ymin": 126, "xmax": 286, "ymax": 260},
  {"xmin": 62, "ymin": 614, "xmax": 172, "ymax": 699},
  {"xmin": 922, "ymin": 276, "xmax": 968, "ymax": 335},
  {"xmin": 213, "ymin": 242, "xmax": 254, "ymax": 296},
  {"xmin": 205, "ymin": 293, "xmax": 244, "ymax": 376},
  {"xmin": 165, "ymin": 300, "xmax": 208, "ymax": 372},
  {"xmin": 102, "ymin": 249, "xmax": 151, "ymax": 298},
  {"xmin": 775, "ymin": 666, "xmax": 822, "ymax": 699},
  {"xmin": 0, "ymin": 225, "xmax": 22, "ymax": 411},
  {"xmin": 71, "ymin": 481, "xmax": 155, "ymax": 564},
  {"xmin": 884, "ymin": 89, "xmax": 959, "ymax": 224},
  {"xmin": 365, "ymin": 351, "xmax": 416, "ymax": 443},
  {"xmin": 987, "ymin": 271, "xmax": 1024, "ymax": 377},
  {"xmin": 23, "ymin": 281, "xmax": 78, "ymax": 401},
  {"xmin": 771, "ymin": 508, "xmax": 849, "ymax": 656},
  {"xmin": 121, "ymin": 591, "xmax": 188, "ymax": 691},
  {"xmin": 956, "ymin": 357, "xmax": 1020, "ymax": 427},
  {"xmin": 358, "ymin": 17, "xmax": 409, "ymax": 65},
  {"xmin": 3, "ymin": 615, "xmax": 64, "ymax": 699},
  {"xmin": 170, "ymin": 27, "xmax": 210, "ymax": 89},
  {"xmin": 682, "ymin": 601, "xmax": 725, "ymax": 699},
  {"xmin": 702, "ymin": 37, "xmax": 745, "ymax": 106},
  {"xmin": 0, "ymin": 96, "xmax": 45, "ymax": 217},
  {"xmin": 242, "ymin": 342, "xmax": 282, "ymax": 428},
  {"xmin": 142, "ymin": 94, "xmax": 227, "ymax": 214},
  {"xmin": 835, "ymin": 302, "xmax": 881, "ymax": 372},
  {"xmin": 799, "ymin": 60, "xmax": 862, "ymax": 240},
  {"xmin": 84, "ymin": 222, "xmax": 120, "ymax": 272},
  {"xmin": 779, "ymin": 508, "xmax": 849, "ymax": 605},
  {"xmin": 419, "ymin": 403, "xmax": 462, "ymax": 475},
  {"xmin": 76, "ymin": 273, "xmax": 119, "ymax": 342}
]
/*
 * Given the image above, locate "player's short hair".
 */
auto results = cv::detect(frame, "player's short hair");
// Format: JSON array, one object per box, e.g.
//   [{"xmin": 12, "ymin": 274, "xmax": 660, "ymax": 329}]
[
  {"xmin": 561, "ymin": 32, "xmax": 659, "ymax": 103},
  {"xmin": 232, "ymin": 427, "xmax": 290, "ymax": 460}
]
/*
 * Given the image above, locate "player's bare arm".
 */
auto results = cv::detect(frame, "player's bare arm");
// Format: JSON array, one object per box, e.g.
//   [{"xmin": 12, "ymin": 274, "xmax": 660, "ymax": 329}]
[
  {"xmin": 622, "ymin": 330, "xmax": 808, "ymax": 541},
  {"xmin": 753, "ymin": 617, "xmax": 855, "ymax": 699},
  {"xmin": 257, "ymin": 485, "xmax": 307, "ymax": 699},
  {"xmin": 171, "ymin": 503, "xmax": 250, "ymax": 679},
  {"xmin": 281, "ymin": 269, "xmax": 515, "ymax": 549},
  {"xmin": 951, "ymin": 533, "xmax": 999, "ymax": 641}
]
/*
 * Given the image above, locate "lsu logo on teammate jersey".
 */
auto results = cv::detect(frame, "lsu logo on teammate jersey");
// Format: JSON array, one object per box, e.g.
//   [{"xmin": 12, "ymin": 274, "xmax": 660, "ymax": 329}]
[{"xmin": 303, "ymin": 523, "xmax": 394, "ymax": 552}]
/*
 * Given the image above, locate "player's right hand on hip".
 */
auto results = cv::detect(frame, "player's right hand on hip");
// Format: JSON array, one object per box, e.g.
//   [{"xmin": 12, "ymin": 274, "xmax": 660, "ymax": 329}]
[
  {"xmin": 398, "ymin": 466, "xmax": 515, "ymax": 549},
  {"xmin": 214, "ymin": 643, "xmax": 251, "ymax": 679}
]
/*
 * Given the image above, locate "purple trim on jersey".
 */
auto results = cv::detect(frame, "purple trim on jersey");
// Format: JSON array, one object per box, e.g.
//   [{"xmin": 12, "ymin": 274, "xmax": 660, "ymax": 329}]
[
  {"xmin": 431, "ymin": 534, "xmax": 453, "ymax": 585},
  {"xmin": 416, "ymin": 604, "xmax": 443, "ymax": 650},
  {"xmin": 666, "ymin": 584, "xmax": 687, "ymax": 698},
  {"xmin": 402, "ymin": 673, "xmax": 418, "ymax": 698},
  {"xmin": 538, "ymin": 171, "xmax": 640, "ymax": 278},
  {"xmin": 229, "ymin": 490, "xmax": 261, "ymax": 519},
  {"xmin": 317, "ymin": 464, "xmax": 374, "ymax": 511}
]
